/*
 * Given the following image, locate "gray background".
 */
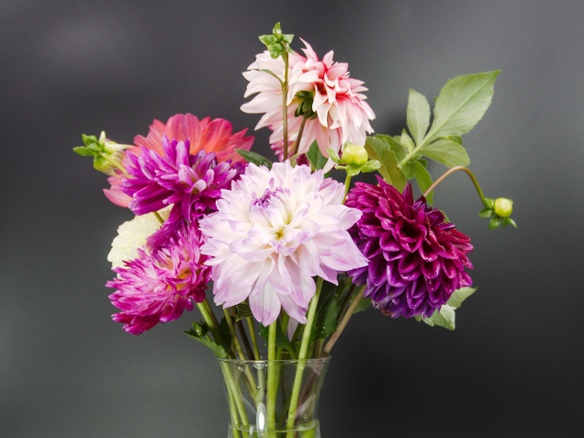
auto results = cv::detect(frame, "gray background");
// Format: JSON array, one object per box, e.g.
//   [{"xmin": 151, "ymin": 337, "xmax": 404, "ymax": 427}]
[{"xmin": 1, "ymin": 0, "xmax": 583, "ymax": 437}]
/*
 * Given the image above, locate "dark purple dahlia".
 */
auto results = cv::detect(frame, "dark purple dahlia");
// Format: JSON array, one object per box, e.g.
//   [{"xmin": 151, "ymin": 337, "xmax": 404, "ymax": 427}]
[
  {"xmin": 122, "ymin": 135, "xmax": 244, "ymax": 224},
  {"xmin": 346, "ymin": 178, "xmax": 473, "ymax": 318}
]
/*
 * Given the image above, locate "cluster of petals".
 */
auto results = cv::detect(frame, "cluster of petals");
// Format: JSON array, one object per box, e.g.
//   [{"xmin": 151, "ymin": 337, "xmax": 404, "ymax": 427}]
[
  {"xmin": 199, "ymin": 161, "xmax": 368, "ymax": 326},
  {"xmin": 121, "ymin": 136, "xmax": 244, "ymax": 225},
  {"xmin": 346, "ymin": 179, "xmax": 473, "ymax": 319},
  {"xmin": 104, "ymin": 114, "xmax": 253, "ymax": 207},
  {"xmin": 241, "ymin": 40, "xmax": 374, "ymax": 159},
  {"xmin": 107, "ymin": 224, "xmax": 210, "ymax": 335}
]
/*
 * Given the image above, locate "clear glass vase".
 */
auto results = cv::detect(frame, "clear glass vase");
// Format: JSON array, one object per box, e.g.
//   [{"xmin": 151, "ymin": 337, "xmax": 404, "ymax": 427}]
[{"xmin": 218, "ymin": 357, "xmax": 331, "ymax": 438}]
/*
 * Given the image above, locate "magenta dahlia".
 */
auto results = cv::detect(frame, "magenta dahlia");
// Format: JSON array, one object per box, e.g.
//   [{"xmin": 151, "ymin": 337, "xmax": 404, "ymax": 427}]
[
  {"xmin": 121, "ymin": 136, "xmax": 244, "ymax": 224},
  {"xmin": 346, "ymin": 179, "xmax": 473, "ymax": 318},
  {"xmin": 107, "ymin": 224, "xmax": 210, "ymax": 335}
]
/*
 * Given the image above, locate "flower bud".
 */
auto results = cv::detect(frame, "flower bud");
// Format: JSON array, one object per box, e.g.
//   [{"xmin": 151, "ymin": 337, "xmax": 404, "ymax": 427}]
[
  {"xmin": 493, "ymin": 197, "xmax": 513, "ymax": 218},
  {"xmin": 341, "ymin": 144, "xmax": 368, "ymax": 167}
]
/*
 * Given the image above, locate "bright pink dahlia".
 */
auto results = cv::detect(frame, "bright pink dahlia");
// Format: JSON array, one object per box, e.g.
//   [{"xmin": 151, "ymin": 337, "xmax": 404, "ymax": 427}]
[
  {"xmin": 241, "ymin": 40, "xmax": 375, "ymax": 159},
  {"xmin": 346, "ymin": 179, "xmax": 473, "ymax": 319},
  {"xmin": 121, "ymin": 136, "xmax": 244, "ymax": 224},
  {"xmin": 107, "ymin": 224, "xmax": 210, "ymax": 335},
  {"xmin": 104, "ymin": 114, "xmax": 253, "ymax": 207}
]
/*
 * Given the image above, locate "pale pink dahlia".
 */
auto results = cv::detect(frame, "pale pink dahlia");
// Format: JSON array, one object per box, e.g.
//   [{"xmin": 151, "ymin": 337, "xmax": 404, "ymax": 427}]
[
  {"xmin": 199, "ymin": 162, "xmax": 368, "ymax": 325},
  {"xmin": 104, "ymin": 114, "xmax": 253, "ymax": 207},
  {"xmin": 346, "ymin": 179, "xmax": 474, "ymax": 319},
  {"xmin": 241, "ymin": 40, "xmax": 375, "ymax": 159},
  {"xmin": 107, "ymin": 224, "xmax": 210, "ymax": 335}
]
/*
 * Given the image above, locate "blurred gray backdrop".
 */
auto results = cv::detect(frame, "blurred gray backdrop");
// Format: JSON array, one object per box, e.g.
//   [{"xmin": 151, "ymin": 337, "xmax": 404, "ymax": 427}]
[{"xmin": 1, "ymin": 0, "xmax": 583, "ymax": 437}]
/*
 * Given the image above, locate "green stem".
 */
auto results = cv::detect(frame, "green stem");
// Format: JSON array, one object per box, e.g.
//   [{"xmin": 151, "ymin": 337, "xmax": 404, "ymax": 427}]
[
  {"xmin": 321, "ymin": 286, "xmax": 365, "ymax": 357},
  {"xmin": 290, "ymin": 115, "xmax": 308, "ymax": 158},
  {"xmin": 195, "ymin": 299, "xmax": 221, "ymax": 343},
  {"xmin": 285, "ymin": 277, "xmax": 324, "ymax": 434},
  {"xmin": 282, "ymin": 51, "xmax": 290, "ymax": 162},
  {"xmin": 422, "ymin": 165, "xmax": 491, "ymax": 209},
  {"xmin": 246, "ymin": 317, "xmax": 261, "ymax": 361},
  {"xmin": 343, "ymin": 173, "xmax": 352, "ymax": 201},
  {"xmin": 267, "ymin": 321, "xmax": 279, "ymax": 432}
]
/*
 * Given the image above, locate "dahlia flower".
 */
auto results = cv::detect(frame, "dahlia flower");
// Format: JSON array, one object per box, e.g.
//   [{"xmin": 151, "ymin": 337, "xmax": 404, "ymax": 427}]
[
  {"xmin": 107, "ymin": 224, "xmax": 210, "ymax": 335},
  {"xmin": 199, "ymin": 162, "xmax": 368, "ymax": 326},
  {"xmin": 241, "ymin": 40, "xmax": 375, "ymax": 159},
  {"xmin": 346, "ymin": 179, "xmax": 473, "ymax": 319},
  {"xmin": 121, "ymin": 136, "xmax": 244, "ymax": 224},
  {"xmin": 104, "ymin": 114, "xmax": 253, "ymax": 207}
]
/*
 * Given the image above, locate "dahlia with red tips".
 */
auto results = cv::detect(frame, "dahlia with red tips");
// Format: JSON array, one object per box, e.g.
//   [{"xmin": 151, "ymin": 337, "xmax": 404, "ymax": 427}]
[
  {"xmin": 104, "ymin": 114, "xmax": 253, "ymax": 207},
  {"xmin": 122, "ymin": 136, "xmax": 244, "ymax": 224},
  {"xmin": 346, "ymin": 179, "xmax": 474, "ymax": 319},
  {"xmin": 107, "ymin": 224, "xmax": 210, "ymax": 335}
]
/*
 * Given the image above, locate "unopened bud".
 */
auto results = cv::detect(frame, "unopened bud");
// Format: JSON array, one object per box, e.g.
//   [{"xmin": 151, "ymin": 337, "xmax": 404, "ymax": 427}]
[
  {"xmin": 341, "ymin": 144, "xmax": 368, "ymax": 167},
  {"xmin": 493, "ymin": 197, "xmax": 513, "ymax": 218}
]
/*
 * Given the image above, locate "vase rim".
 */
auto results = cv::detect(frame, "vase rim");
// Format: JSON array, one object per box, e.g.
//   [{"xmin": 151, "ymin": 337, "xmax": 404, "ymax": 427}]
[{"xmin": 217, "ymin": 355, "xmax": 331, "ymax": 365}]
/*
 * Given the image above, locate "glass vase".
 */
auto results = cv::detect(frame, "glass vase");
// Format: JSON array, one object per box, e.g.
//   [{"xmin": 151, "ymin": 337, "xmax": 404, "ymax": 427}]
[{"xmin": 218, "ymin": 357, "xmax": 331, "ymax": 438}]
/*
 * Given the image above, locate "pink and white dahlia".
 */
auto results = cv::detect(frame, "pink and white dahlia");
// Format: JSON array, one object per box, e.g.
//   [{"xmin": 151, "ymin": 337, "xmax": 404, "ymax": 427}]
[
  {"xmin": 199, "ymin": 162, "xmax": 368, "ymax": 326},
  {"xmin": 104, "ymin": 114, "xmax": 253, "ymax": 207},
  {"xmin": 107, "ymin": 224, "xmax": 210, "ymax": 335},
  {"xmin": 241, "ymin": 40, "xmax": 375, "ymax": 159}
]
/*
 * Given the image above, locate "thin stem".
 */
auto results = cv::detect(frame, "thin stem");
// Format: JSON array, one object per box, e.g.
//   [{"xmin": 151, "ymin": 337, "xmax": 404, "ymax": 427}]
[
  {"xmin": 282, "ymin": 51, "xmax": 290, "ymax": 162},
  {"xmin": 223, "ymin": 308, "xmax": 247, "ymax": 360},
  {"xmin": 153, "ymin": 211, "xmax": 164, "ymax": 225},
  {"xmin": 246, "ymin": 317, "xmax": 261, "ymax": 361},
  {"xmin": 321, "ymin": 286, "xmax": 366, "ymax": 357},
  {"xmin": 195, "ymin": 299, "xmax": 221, "ymax": 343},
  {"xmin": 343, "ymin": 173, "xmax": 352, "ymax": 201},
  {"xmin": 267, "ymin": 321, "xmax": 279, "ymax": 432},
  {"xmin": 286, "ymin": 278, "xmax": 324, "ymax": 434},
  {"xmin": 422, "ymin": 165, "xmax": 490, "ymax": 209},
  {"xmin": 290, "ymin": 116, "xmax": 308, "ymax": 158}
]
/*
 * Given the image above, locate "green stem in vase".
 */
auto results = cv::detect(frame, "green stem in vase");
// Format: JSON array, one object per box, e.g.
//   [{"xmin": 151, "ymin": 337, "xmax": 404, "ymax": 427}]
[
  {"xmin": 267, "ymin": 320, "xmax": 279, "ymax": 433},
  {"xmin": 285, "ymin": 277, "xmax": 324, "ymax": 435}
]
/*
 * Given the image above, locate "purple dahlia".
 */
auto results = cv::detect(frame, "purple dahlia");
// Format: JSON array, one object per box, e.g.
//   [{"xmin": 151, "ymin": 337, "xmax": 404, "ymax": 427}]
[
  {"xmin": 122, "ymin": 135, "xmax": 244, "ymax": 224},
  {"xmin": 346, "ymin": 178, "xmax": 473, "ymax": 318}
]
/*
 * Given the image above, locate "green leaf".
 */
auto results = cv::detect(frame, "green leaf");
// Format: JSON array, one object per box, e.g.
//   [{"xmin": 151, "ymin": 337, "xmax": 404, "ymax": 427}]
[
  {"xmin": 234, "ymin": 303, "xmax": 253, "ymax": 321},
  {"xmin": 400, "ymin": 130, "xmax": 416, "ymax": 153},
  {"xmin": 236, "ymin": 149, "xmax": 272, "ymax": 168},
  {"xmin": 364, "ymin": 136, "xmax": 407, "ymax": 190},
  {"xmin": 406, "ymin": 88, "xmax": 431, "ymax": 145},
  {"xmin": 352, "ymin": 297, "xmax": 372, "ymax": 314},
  {"xmin": 360, "ymin": 159, "xmax": 381, "ymax": 173},
  {"xmin": 447, "ymin": 287, "xmax": 477, "ymax": 309},
  {"xmin": 311, "ymin": 283, "xmax": 341, "ymax": 342},
  {"xmin": 402, "ymin": 159, "xmax": 434, "ymax": 204},
  {"xmin": 306, "ymin": 141, "xmax": 328, "ymax": 170},
  {"xmin": 72, "ymin": 146, "xmax": 95, "ymax": 157},
  {"xmin": 184, "ymin": 322, "xmax": 229, "ymax": 358},
  {"xmin": 420, "ymin": 138, "xmax": 470, "ymax": 168},
  {"xmin": 429, "ymin": 71, "xmax": 500, "ymax": 139}
]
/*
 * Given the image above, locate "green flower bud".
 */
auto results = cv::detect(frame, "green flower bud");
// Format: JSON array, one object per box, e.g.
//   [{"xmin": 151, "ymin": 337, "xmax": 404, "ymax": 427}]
[
  {"xmin": 341, "ymin": 144, "xmax": 368, "ymax": 167},
  {"xmin": 493, "ymin": 197, "xmax": 513, "ymax": 218}
]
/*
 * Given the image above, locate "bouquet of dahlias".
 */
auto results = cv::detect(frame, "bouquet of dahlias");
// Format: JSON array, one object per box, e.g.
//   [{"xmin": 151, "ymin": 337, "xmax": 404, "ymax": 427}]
[{"xmin": 75, "ymin": 23, "xmax": 515, "ymax": 437}]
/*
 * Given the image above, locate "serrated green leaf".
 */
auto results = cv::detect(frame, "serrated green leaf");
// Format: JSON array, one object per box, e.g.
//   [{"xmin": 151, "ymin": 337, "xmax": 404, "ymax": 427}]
[
  {"xmin": 236, "ymin": 149, "xmax": 272, "ymax": 168},
  {"xmin": 364, "ymin": 136, "xmax": 407, "ymax": 190},
  {"xmin": 429, "ymin": 71, "xmax": 500, "ymax": 139},
  {"xmin": 306, "ymin": 141, "xmax": 328, "ymax": 170},
  {"xmin": 407, "ymin": 88, "xmax": 431, "ymax": 145},
  {"xmin": 420, "ymin": 138, "xmax": 470, "ymax": 168}
]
